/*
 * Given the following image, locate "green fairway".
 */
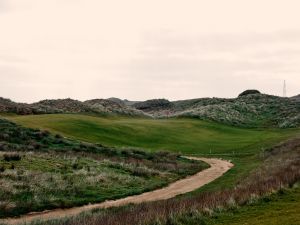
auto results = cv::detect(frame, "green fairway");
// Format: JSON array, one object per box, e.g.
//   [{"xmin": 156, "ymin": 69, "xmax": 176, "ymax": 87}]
[
  {"xmin": 1, "ymin": 114, "xmax": 299, "ymax": 224},
  {"xmin": 3, "ymin": 114, "xmax": 298, "ymax": 155}
]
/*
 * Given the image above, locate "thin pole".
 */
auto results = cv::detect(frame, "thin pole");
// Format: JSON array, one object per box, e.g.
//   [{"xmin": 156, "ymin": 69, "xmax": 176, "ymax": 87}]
[{"xmin": 283, "ymin": 80, "xmax": 287, "ymax": 97}]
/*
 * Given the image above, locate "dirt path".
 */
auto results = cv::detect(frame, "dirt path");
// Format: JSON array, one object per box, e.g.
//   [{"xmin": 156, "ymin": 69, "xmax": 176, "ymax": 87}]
[{"xmin": 1, "ymin": 157, "xmax": 233, "ymax": 225}]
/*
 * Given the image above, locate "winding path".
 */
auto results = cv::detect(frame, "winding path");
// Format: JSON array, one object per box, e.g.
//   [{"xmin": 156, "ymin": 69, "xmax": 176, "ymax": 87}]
[{"xmin": 1, "ymin": 157, "xmax": 233, "ymax": 225}]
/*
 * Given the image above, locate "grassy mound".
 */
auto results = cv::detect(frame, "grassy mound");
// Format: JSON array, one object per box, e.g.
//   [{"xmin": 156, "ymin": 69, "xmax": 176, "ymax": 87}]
[{"xmin": 161, "ymin": 94, "xmax": 299, "ymax": 128}]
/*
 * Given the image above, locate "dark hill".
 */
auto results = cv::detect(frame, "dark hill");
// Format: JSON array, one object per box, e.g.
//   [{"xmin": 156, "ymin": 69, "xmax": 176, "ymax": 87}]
[
  {"xmin": 172, "ymin": 94, "xmax": 300, "ymax": 128},
  {"xmin": 0, "ymin": 98, "xmax": 147, "ymax": 117},
  {"xmin": 0, "ymin": 97, "xmax": 35, "ymax": 115},
  {"xmin": 133, "ymin": 99, "xmax": 173, "ymax": 111},
  {"xmin": 84, "ymin": 99, "xmax": 145, "ymax": 116},
  {"xmin": 32, "ymin": 99, "xmax": 91, "ymax": 113},
  {"xmin": 291, "ymin": 95, "xmax": 300, "ymax": 102},
  {"xmin": 238, "ymin": 89, "xmax": 261, "ymax": 97},
  {"xmin": 131, "ymin": 93, "xmax": 300, "ymax": 128}
]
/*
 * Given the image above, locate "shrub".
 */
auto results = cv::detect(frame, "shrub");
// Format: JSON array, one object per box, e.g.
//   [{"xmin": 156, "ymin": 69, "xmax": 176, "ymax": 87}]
[
  {"xmin": 72, "ymin": 163, "xmax": 82, "ymax": 170},
  {"xmin": 55, "ymin": 134, "xmax": 62, "ymax": 139},
  {"xmin": 3, "ymin": 153, "xmax": 21, "ymax": 161},
  {"xmin": 0, "ymin": 143, "xmax": 8, "ymax": 151},
  {"xmin": 238, "ymin": 90, "xmax": 260, "ymax": 97}
]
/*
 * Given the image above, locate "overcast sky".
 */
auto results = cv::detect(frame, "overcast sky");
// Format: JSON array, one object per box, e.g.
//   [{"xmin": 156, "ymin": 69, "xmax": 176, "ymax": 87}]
[{"xmin": 0, "ymin": 0, "xmax": 300, "ymax": 102}]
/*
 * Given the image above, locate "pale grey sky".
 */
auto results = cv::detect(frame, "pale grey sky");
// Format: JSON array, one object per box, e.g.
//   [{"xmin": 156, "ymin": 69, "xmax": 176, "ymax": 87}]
[{"xmin": 0, "ymin": 0, "xmax": 299, "ymax": 102}]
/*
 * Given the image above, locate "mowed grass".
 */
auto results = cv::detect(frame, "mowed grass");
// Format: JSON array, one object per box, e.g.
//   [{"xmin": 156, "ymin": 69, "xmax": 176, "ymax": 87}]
[{"xmin": 3, "ymin": 114, "xmax": 299, "ymax": 155}]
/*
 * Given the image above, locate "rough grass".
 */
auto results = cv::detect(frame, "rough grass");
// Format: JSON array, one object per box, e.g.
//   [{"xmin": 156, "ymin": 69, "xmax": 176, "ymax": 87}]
[
  {"xmin": 0, "ymin": 119, "xmax": 208, "ymax": 218},
  {"xmin": 207, "ymin": 185, "xmax": 300, "ymax": 225},
  {"xmin": 19, "ymin": 137, "xmax": 300, "ymax": 225},
  {"xmin": 139, "ymin": 94, "xmax": 300, "ymax": 128},
  {"xmin": 0, "ymin": 151, "xmax": 175, "ymax": 218}
]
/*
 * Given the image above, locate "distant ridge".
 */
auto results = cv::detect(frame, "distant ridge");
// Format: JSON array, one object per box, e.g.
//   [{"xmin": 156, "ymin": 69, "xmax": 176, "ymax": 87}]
[
  {"xmin": 128, "ymin": 91, "xmax": 300, "ymax": 128},
  {"xmin": 0, "ymin": 91, "xmax": 299, "ymax": 128},
  {"xmin": 0, "ymin": 97, "xmax": 146, "ymax": 117},
  {"xmin": 108, "ymin": 97, "xmax": 141, "ymax": 106},
  {"xmin": 291, "ymin": 94, "xmax": 300, "ymax": 102}
]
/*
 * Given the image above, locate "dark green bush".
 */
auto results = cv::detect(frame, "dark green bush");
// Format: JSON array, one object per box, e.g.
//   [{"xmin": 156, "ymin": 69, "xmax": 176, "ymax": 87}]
[
  {"xmin": 3, "ymin": 153, "xmax": 21, "ymax": 161},
  {"xmin": 238, "ymin": 89, "xmax": 261, "ymax": 97}
]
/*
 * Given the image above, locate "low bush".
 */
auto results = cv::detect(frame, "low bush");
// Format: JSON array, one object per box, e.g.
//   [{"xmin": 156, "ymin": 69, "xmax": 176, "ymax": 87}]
[{"xmin": 3, "ymin": 153, "xmax": 21, "ymax": 161}]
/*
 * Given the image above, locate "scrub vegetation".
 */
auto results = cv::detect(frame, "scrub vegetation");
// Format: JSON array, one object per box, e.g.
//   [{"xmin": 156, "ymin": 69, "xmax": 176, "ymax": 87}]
[
  {"xmin": 1, "ymin": 91, "xmax": 300, "ymax": 128},
  {"xmin": 0, "ymin": 119, "xmax": 207, "ymax": 218},
  {"xmin": 16, "ymin": 137, "xmax": 300, "ymax": 225}
]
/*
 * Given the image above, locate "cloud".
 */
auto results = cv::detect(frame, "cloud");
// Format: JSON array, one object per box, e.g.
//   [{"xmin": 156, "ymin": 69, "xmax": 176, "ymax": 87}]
[
  {"xmin": 1, "ymin": 1, "xmax": 300, "ymax": 101},
  {"xmin": 0, "ymin": 1, "xmax": 9, "ymax": 13},
  {"xmin": 112, "ymin": 30, "xmax": 300, "ymax": 99}
]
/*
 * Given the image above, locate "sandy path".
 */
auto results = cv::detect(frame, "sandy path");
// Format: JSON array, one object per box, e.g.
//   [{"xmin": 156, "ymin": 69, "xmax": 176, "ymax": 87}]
[{"xmin": 1, "ymin": 157, "xmax": 233, "ymax": 225}]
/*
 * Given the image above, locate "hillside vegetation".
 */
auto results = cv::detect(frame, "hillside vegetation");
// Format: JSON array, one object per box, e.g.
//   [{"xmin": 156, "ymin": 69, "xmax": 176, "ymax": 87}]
[
  {"xmin": 0, "ymin": 97, "xmax": 145, "ymax": 117},
  {"xmin": 292, "ymin": 94, "xmax": 300, "ymax": 102},
  {"xmin": 132, "ymin": 93, "xmax": 300, "ymax": 128},
  {"xmin": 1, "ymin": 90, "xmax": 299, "ymax": 128},
  {"xmin": 0, "ymin": 118, "xmax": 207, "ymax": 218},
  {"xmin": 18, "ymin": 137, "xmax": 300, "ymax": 225}
]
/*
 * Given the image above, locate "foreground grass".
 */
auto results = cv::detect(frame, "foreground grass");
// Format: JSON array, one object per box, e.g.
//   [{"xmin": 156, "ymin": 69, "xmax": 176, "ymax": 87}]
[
  {"xmin": 0, "ymin": 119, "xmax": 207, "ymax": 218},
  {"xmin": 15, "ymin": 137, "xmax": 300, "ymax": 225},
  {"xmin": 209, "ymin": 185, "xmax": 300, "ymax": 225},
  {"xmin": 22, "ymin": 186, "xmax": 300, "ymax": 225},
  {"xmin": 2, "ymin": 114, "xmax": 300, "ymax": 224}
]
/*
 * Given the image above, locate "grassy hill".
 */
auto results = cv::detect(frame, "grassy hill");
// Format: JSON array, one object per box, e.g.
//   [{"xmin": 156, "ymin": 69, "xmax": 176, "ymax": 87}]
[
  {"xmin": 3, "ymin": 114, "xmax": 297, "ymax": 155},
  {"xmin": 0, "ymin": 97, "xmax": 145, "ymax": 117},
  {"xmin": 1, "ymin": 91, "xmax": 299, "ymax": 128},
  {"xmin": 291, "ymin": 94, "xmax": 300, "ymax": 102},
  {"xmin": 132, "ymin": 94, "xmax": 300, "ymax": 128}
]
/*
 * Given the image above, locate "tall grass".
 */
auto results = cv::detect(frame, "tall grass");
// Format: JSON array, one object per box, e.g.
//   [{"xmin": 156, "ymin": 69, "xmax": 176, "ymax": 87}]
[
  {"xmin": 0, "ymin": 118, "xmax": 208, "ymax": 218},
  {"xmin": 27, "ymin": 137, "xmax": 300, "ymax": 225}
]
